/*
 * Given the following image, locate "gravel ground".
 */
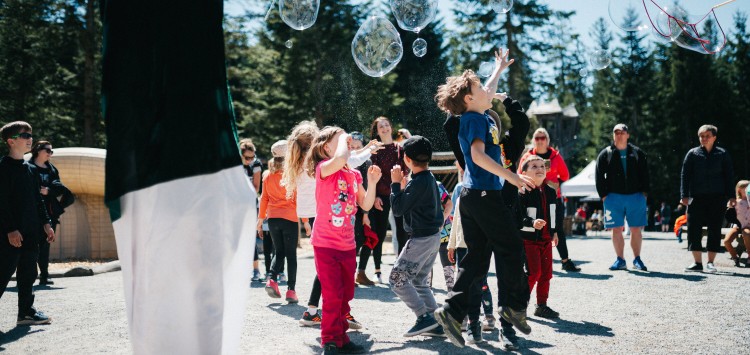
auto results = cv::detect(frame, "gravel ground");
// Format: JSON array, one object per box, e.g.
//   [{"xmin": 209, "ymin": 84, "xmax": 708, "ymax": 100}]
[{"xmin": 2, "ymin": 231, "xmax": 749, "ymax": 354}]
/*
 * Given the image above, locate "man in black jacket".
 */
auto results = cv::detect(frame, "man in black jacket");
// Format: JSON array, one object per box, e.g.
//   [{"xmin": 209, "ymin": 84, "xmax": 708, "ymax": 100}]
[
  {"xmin": 680, "ymin": 125, "xmax": 735, "ymax": 273},
  {"xmin": 595, "ymin": 124, "xmax": 650, "ymax": 272}
]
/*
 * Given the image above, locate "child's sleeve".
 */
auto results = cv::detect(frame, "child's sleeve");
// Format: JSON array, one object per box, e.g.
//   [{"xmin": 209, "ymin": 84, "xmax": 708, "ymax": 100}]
[
  {"xmin": 461, "ymin": 115, "xmax": 488, "ymax": 146},
  {"xmin": 0, "ymin": 170, "xmax": 19, "ymax": 234},
  {"xmin": 390, "ymin": 175, "xmax": 426, "ymax": 218},
  {"xmin": 554, "ymin": 190, "xmax": 564, "ymax": 236},
  {"xmin": 517, "ymin": 193, "xmax": 534, "ymax": 229},
  {"xmin": 448, "ymin": 199, "xmax": 461, "ymax": 250},
  {"xmin": 257, "ymin": 178, "xmax": 269, "ymax": 220}
]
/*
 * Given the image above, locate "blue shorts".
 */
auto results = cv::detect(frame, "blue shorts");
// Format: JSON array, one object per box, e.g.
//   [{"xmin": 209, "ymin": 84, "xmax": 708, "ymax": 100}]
[{"xmin": 603, "ymin": 193, "xmax": 647, "ymax": 228}]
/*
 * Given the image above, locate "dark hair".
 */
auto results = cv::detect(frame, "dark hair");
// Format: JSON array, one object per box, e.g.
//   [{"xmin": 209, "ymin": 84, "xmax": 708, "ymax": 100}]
[
  {"xmin": 350, "ymin": 131, "xmax": 365, "ymax": 144},
  {"xmin": 520, "ymin": 155, "xmax": 544, "ymax": 172},
  {"xmin": 369, "ymin": 116, "xmax": 392, "ymax": 142},
  {"xmin": 31, "ymin": 140, "xmax": 52, "ymax": 161},
  {"xmin": 0, "ymin": 121, "xmax": 32, "ymax": 143}
]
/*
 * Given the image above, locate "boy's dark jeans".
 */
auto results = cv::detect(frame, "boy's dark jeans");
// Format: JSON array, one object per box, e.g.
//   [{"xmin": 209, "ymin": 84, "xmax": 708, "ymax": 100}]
[
  {"xmin": 445, "ymin": 188, "xmax": 529, "ymax": 321},
  {"xmin": 0, "ymin": 235, "xmax": 40, "ymax": 317},
  {"xmin": 38, "ymin": 224, "xmax": 57, "ymax": 281}
]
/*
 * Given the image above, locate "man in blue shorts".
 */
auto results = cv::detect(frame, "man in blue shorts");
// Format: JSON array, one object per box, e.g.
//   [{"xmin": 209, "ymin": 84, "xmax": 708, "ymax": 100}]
[{"xmin": 595, "ymin": 124, "xmax": 651, "ymax": 271}]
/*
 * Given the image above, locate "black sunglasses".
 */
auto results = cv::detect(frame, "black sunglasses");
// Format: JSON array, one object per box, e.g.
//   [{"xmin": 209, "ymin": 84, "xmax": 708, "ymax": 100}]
[
  {"xmin": 11, "ymin": 132, "xmax": 33, "ymax": 139},
  {"xmin": 43, "ymin": 148, "xmax": 54, "ymax": 155},
  {"xmin": 243, "ymin": 155, "xmax": 254, "ymax": 160}
]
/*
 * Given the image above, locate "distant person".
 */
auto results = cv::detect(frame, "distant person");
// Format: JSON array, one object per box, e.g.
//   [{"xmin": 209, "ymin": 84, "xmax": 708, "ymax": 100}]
[
  {"xmin": 724, "ymin": 180, "xmax": 749, "ymax": 267},
  {"xmin": 681, "ymin": 125, "xmax": 734, "ymax": 273},
  {"xmin": 240, "ymin": 138, "xmax": 262, "ymax": 194},
  {"xmin": 29, "ymin": 141, "xmax": 74, "ymax": 285},
  {"xmin": 595, "ymin": 124, "xmax": 650, "ymax": 271},
  {"xmin": 660, "ymin": 202, "xmax": 671, "ymax": 233},
  {"xmin": 0, "ymin": 121, "xmax": 56, "ymax": 325}
]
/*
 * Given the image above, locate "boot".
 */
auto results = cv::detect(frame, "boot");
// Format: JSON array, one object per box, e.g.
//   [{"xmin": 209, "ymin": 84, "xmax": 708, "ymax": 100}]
[{"xmin": 356, "ymin": 271, "xmax": 375, "ymax": 286}]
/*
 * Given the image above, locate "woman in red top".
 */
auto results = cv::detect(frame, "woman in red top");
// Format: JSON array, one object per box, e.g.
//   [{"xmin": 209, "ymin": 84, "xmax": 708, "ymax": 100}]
[
  {"xmin": 519, "ymin": 128, "xmax": 580, "ymax": 272},
  {"xmin": 356, "ymin": 116, "xmax": 409, "ymax": 285}
]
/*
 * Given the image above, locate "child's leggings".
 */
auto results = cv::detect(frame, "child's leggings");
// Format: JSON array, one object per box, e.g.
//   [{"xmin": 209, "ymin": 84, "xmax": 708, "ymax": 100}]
[
  {"xmin": 524, "ymin": 240, "xmax": 552, "ymax": 305},
  {"xmin": 314, "ymin": 246, "xmax": 356, "ymax": 347}
]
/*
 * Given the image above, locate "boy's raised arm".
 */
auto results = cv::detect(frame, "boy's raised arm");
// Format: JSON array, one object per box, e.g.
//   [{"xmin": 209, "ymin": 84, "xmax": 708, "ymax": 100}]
[{"xmin": 484, "ymin": 48, "xmax": 514, "ymax": 99}]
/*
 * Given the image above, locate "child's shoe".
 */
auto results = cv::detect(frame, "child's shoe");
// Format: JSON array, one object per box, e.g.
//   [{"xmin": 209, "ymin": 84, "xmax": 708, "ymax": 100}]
[
  {"xmin": 251, "ymin": 269, "xmax": 261, "ymax": 282},
  {"xmin": 285, "ymin": 289, "xmax": 298, "ymax": 303},
  {"xmin": 499, "ymin": 306, "xmax": 532, "ymax": 334},
  {"xmin": 278, "ymin": 272, "xmax": 287, "ymax": 283},
  {"xmin": 299, "ymin": 310, "xmax": 322, "ymax": 326},
  {"xmin": 345, "ymin": 313, "xmax": 363, "ymax": 330},
  {"xmin": 338, "ymin": 341, "xmax": 366, "ymax": 354},
  {"xmin": 482, "ymin": 315, "xmax": 496, "ymax": 331},
  {"xmin": 265, "ymin": 279, "xmax": 281, "ymax": 298},
  {"xmin": 17, "ymin": 310, "xmax": 51, "ymax": 325},
  {"xmin": 533, "ymin": 304, "xmax": 559, "ymax": 319},
  {"xmin": 466, "ymin": 320, "xmax": 483, "ymax": 344},
  {"xmin": 375, "ymin": 272, "xmax": 384, "ymax": 284},
  {"xmin": 403, "ymin": 313, "xmax": 438, "ymax": 337}
]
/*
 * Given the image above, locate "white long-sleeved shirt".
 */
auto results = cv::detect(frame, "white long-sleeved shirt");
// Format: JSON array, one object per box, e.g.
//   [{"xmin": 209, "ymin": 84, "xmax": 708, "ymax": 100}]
[
  {"xmin": 447, "ymin": 198, "xmax": 467, "ymax": 249},
  {"xmin": 296, "ymin": 173, "xmax": 317, "ymax": 219}
]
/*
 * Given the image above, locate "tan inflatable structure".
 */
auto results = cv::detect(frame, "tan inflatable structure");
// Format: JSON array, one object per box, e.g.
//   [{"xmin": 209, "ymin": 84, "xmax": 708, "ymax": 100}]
[{"xmin": 40, "ymin": 148, "xmax": 117, "ymax": 260}]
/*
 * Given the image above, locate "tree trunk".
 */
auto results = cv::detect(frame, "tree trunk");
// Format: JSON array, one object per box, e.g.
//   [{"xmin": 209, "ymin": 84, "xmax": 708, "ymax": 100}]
[{"xmin": 81, "ymin": 0, "xmax": 97, "ymax": 147}]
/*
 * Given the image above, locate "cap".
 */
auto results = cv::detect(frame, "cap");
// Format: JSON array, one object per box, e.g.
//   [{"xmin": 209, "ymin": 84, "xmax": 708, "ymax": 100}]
[
  {"xmin": 271, "ymin": 140, "xmax": 288, "ymax": 158},
  {"xmin": 402, "ymin": 135, "xmax": 432, "ymax": 163},
  {"xmin": 613, "ymin": 123, "xmax": 628, "ymax": 133}
]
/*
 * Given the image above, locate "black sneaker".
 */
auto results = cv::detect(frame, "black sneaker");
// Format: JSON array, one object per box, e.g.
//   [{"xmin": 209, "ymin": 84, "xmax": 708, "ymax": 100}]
[
  {"xmin": 422, "ymin": 325, "xmax": 447, "ymax": 337},
  {"xmin": 684, "ymin": 263, "xmax": 703, "ymax": 272},
  {"xmin": 39, "ymin": 278, "xmax": 54, "ymax": 285},
  {"xmin": 561, "ymin": 259, "xmax": 581, "ymax": 272},
  {"xmin": 533, "ymin": 304, "xmax": 559, "ymax": 319},
  {"xmin": 17, "ymin": 311, "xmax": 51, "ymax": 326},
  {"xmin": 404, "ymin": 313, "xmax": 438, "ymax": 337},
  {"xmin": 338, "ymin": 341, "xmax": 366, "ymax": 354},
  {"xmin": 434, "ymin": 307, "xmax": 465, "ymax": 347},
  {"xmin": 499, "ymin": 306, "xmax": 531, "ymax": 335},
  {"xmin": 466, "ymin": 320, "xmax": 483, "ymax": 344},
  {"xmin": 299, "ymin": 310, "xmax": 322, "ymax": 326},
  {"xmin": 501, "ymin": 322, "xmax": 519, "ymax": 350},
  {"xmin": 733, "ymin": 257, "xmax": 742, "ymax": 268},
  {"xmin": 323, "ymin": 342, "xmax": 338, "ymax": 355}
]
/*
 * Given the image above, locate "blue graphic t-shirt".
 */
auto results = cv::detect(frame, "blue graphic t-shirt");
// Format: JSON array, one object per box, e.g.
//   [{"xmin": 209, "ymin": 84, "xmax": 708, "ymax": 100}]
[
  {"xmin": 459, "ymin": 111, "xmax": 502, "ymax": 190},
  {"xmin": 619, "ymin": 149, "xmax": 627, "ymax": 175}
]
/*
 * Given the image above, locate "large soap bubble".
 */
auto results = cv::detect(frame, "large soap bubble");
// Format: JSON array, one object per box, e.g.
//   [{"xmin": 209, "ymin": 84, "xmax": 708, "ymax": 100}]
[
  {"xmin": 390, "ymin": 0, "xmax": 439, "ymax": 33},
  {"xmin": 477, "ymin": 61, "xmax": 495, "ymax": 78},
  {"xmin": 646, "ymin": 1, "xmax": 727, "ymax": 54},
  {"xmin": 490, "ymin": 0, "xmax": 513, "ymax": 14},
  {"xmin": 279, "ymin": 0, "xmax": 319, "ymax": 31},
  {"xmin": 590, "ymin": 50, "xmax": 612, "ymax": 70},
  {"xmin": 608, "ymin": 0, "xmax": 649, "ymax": 32},
  {"xmin": 351, "ymin": 16, "xmax": 403, "ymax": 78}
]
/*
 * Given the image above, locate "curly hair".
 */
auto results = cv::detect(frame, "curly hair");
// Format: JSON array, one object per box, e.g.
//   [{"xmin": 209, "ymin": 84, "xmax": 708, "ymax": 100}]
[
  {"xmin": 434, "ymin": 70, "xmax": 481, "ymax": 115},
  {"xmin": 281, "ymin": 120, "xmax": 320, "ymax": 199}
]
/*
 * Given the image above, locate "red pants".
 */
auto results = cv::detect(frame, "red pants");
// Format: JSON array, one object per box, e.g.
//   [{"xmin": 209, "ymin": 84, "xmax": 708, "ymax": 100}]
[
  {"xmin": 524, "ymin": 240, "xmax": 552, "ymax": 305},
  {"xmin": 314, "ymin": 246, "xmax": 356, "ymax": 347}
]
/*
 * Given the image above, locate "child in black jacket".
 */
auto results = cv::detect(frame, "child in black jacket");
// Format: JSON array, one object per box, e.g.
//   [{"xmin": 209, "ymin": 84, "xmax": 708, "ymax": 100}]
[{"xmin": 518, "ymin": 155, "xmax": 562, "ymax": 319}]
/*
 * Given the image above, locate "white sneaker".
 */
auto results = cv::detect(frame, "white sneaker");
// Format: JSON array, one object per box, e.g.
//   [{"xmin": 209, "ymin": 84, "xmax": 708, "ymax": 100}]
[
  {"xmin": 482, "ymin": 316, "xmax": 496, "ymax": 331},
  {"xmin": 375, "ymin": 274, "xmax": 384, "ymax": 284},
  {"xmin": 279, "ymin": 273, "xmax": 287, "ymax": 282},
  {"xmin": 705, "ymin": 262, "xmax": 717, "ymax": 273}
]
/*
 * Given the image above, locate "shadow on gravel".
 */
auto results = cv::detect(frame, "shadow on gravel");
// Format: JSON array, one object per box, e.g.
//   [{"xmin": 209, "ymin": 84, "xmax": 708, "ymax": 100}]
[
  {"xmin": 552, "ymin": 271, "xmax": 612, "ymax": 280},
  {"xmin": 627, "ymin": 271, "xmax": 706, "ymax": 282},
  {"xmin": 552, "ymin": 259, "xmax": 592, "ymax": 266},
  {"xmin": 265, "ymin": 303, "xmax": 306, "ymax": 321},
  {"xmin": 352, "ymin": 285, "xmax": 400, "ymax": 303},
  {"xmin": 0, "ymin": 326, "xmax": 45, "ymax": 347},
  {"xmin": 529, "ymin": 318, "xmax": 614, "ymax": 337},
  {"xmin": 33, "ymin": 285, "xmax": 65, "ymax": 291},
  {"xmin": 307, "ymin": 333, "xmax": 374, "ymax": 354},
  {"xmin": 365, "ymin": 336, "xmax": 491, "ymax": 354},
  {"xmin": 481, "ymin": 332, "xmax": 553, "ymax": 353}
]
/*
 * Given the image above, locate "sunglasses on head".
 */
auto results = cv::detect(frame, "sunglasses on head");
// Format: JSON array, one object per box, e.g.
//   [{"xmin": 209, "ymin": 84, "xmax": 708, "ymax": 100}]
[
  {"xmin": 11, "ymin": 132, "xmax": 33, "ymax": 139},
  {"xmin": 534, "ymin": 136, "xmax": 547, "ymax": 141}
]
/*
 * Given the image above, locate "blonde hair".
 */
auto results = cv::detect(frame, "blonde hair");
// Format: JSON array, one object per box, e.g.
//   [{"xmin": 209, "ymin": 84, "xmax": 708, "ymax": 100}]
[
  {"xmin": 269, "ymin": 157, "xmax": 284, "ymax": 174},
  {"xmin": 281, "ymin": 121, "xmax": 320, "ymax": 198},
  {"xmin": 307, "ymin": 126, "xmax": 344, "ymax": 175},
  {"xmin": 736, "ymin": 180, "xmax": 749, "ymax": 199},
  {"xmin": 435, "ymin": 70, "xmax": 482, "ymax": 115},
  {"xmin": 239, "ymin": 138, "xmax": 256, "ymax": 152},
  {"xmin": 533, "ymin": 127, "xmax": 550, "ymax": 142}
]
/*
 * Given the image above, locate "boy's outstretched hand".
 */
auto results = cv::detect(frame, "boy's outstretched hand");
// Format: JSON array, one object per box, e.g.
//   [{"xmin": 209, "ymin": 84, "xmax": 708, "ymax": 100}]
[
  {"xmin": 390, "ymin": 165, "xmax": 404, "ymax": 185},
  {"xmin": 8, "ymin": 231, "xmax": 23, "ymax": 248},
  {"xmin": 494, "ymin": 47, "xmax": 514, "ymax": 73},
  {"xmin": 510, "ymin": 173, "xmax": 535, "ymax": 193},
  {"xmin": 368, "ymin": 165, "xmax": 382, "ymax": 184}
]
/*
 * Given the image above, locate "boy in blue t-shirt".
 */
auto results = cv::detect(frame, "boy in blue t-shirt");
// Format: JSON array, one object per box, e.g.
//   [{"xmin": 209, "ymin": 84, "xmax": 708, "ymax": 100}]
[{"xmin": 433, "ymin": 48, "xmax": 535, "ymax": 348}]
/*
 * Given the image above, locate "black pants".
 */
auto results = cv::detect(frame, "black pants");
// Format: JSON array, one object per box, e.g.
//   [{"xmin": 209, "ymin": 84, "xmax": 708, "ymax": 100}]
[
  {"xmin": 306, "ymin": 218, "xmax": 323, "ymax": 308},
  {"xmin": 0, "ymin": 236, "xmax": 40, "ymax": 317},
  {"xmin": 262, "ymin": 231, "xmax": 274, "ymax": 275},
  {"xmin": 38, "ymin": 224, "xmax": 57, "ymax": 281},
  {"xmin": 359, "ymin": 196, "xmax": 406, "ymax": 271},
  {"xmin": 269, "ymin": 218, "xmax": 298, "ymax": 290},
  {"xmin": 555, "ymin": 198, "xmax": 570, "ymax": 260},
  {"xmin": 687, "ymin": 195, "xmax": 726, "ymax": 252},
  {"xmin": 446, "ymin": 188, "xmax": 529, "ymax": 320}
]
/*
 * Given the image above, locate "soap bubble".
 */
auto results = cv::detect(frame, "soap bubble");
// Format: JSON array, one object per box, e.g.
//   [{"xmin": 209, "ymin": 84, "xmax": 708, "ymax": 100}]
[
  {"xmin": 608, "ymin": 0, "xmax": 649, "ymax": 32},
  {"xmin": 279, "ymin": 0, "xmax": 319, "ymax": 31},
  {"xmin": 412, "ymin": 38, "xmax": 427, "ymax": 57},
  {"xmin": 579, "ymin": 68, "xmax": 589, "ymax": 77},
  {"xmin": 590, "ymin": 50, "xmax": 612, "ymax": 70},
  {"xmin": 390, "ymin": 0, "xmax": 438, "ymax": 33},
  {"xmin": 477, "ymin": 61, "xmax": 495, "ymax": 78},
  {"xmin": 650, "ymin": 4, "xmax": 724, "ymax": 54},
  {"xmin": 285, "ymin": 40, "xmax": 293, "ymax": 48},
  {"xmin": 490, "ymin": 0, "xmax": 513, "ymax": 14},
  {"xmin": 351, "ymin": 16, "xmax": 403, "ymax": 78}
]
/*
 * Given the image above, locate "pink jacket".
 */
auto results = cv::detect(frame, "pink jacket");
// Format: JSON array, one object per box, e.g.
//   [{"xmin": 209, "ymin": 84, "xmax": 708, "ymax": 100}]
[{"xmin": 736, "ymin": 199, "xmax": 750, "ymax": 228}]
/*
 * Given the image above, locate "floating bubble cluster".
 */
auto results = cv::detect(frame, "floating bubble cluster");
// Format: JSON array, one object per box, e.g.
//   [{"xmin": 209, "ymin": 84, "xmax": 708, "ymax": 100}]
[
  {"xmin": 279, "ymin": 0, "xmax": 319, "ymax": 31},
  {"xmin": 351, "ymin": 16, "xmax": 403, "ymax": 77},
  {"xmin": 590, "ymin": 50, "xmax": 612, "ymax": 70},
  {"xmin": 490, "ymin": 0, "xmax": 513, "ymax": 14}
]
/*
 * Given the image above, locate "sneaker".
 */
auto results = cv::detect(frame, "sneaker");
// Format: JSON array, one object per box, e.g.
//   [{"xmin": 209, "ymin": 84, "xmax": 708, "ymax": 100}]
[
  {"xmin": 733, "ymin": 257, "xmax": 742, "ymax": 268},
  {"xmin": 705, "ymin": 262, "xmax": 717, "ymax": 273},
  {"xmin": 609, "ymin": 257, "xmax": 627, "ymax": 270},
  {"xmin": 482, "ymin": 315, "xmax": 496, "ymax": 331},
  {"xmin": 251, "ymin": 270, "xmax": 261, "ymax": 282},
  {"xmin": 466, "ymin": 320, "xmax": 483, "ymax": 344},
  {"xmin": 632, "ymin": 257, "xmax": 648, "ymax": 271},
  {"xmin": 299, "ymin": 310, "xmax": 322, "ymax": 326},
  {"xmin": 684, "ymin": 263, "xmax": 703, "ymax": 272},
  {"xmin": 375, "ymin": 273, "xmax": 384, "ymax": 284},
  {"xmin": 403, "ymin": 313, "xmax": 438, "ymax": 337},
  {"xmin": 338, "ymin": 341, "xmax": 366, "ymax": 354},
  {"xmin": 423, "ymin": 325, "xmax": 447, "ymax": 337},
  {"xmin": 355, "ymin": 271, "xmax": 374, "ymax": 286},
  {"xmin": 433, "ymin": 307, "xmax": 465, "ymax": 347},
  {"xmin": 499, "ymin": 306, "xmax": 532, "ymax": 335},
  {"xmin": 39, "ymin": 278, "xmax": 54, "ymax": 286},
  {"xmin": 17, "ymin": 311, "xmax": 51, "ymax": 326},
  {"xmin": 323, "ymin": 342, "xmax": 338, "ymax": 355},
  {"xmin": 461, "ymin": 317, "xmax": 468, "ymax": 331},
  {"xmin": 278, "ymin": 273, "xmax": 287, "ymax": 283},
  {"xmin": 265, "ymin": 279, "xmax": 281, "ymax": 298},
  {"xmin": 533, "ymin": 304, "xmax": 559, "ymax": 319},
  {"xmin": 285, "ymin": 290, "xmax": 298, "ymax": 303},
  {"xmin": 345, "ymin": 313, "xmax": 363, "ymax": 330},
  {"xmin": 561, "ymin": 259, "xmax": 581, "ymax": 272}
]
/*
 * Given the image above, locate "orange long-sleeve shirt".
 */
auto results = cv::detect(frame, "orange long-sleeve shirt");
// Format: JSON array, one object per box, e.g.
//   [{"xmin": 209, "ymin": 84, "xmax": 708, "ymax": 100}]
[{"xmin": 258, "ymin": 171, "xmax": 299, "ymax": 223}]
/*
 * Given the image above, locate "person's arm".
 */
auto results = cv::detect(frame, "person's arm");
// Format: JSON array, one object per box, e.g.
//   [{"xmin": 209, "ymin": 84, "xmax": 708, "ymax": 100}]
[
  {"xmin": 33, "ymin": 173, "xmax": 54, "ymax": 242},
  {"xmin": 256, "ymin": 179, "xmax": 269, "ymax": 233},
  {"xmin": 556, "ymin": 154, "xmax": 570, "ymax": 183},
  {"xmin": 442, "ymin": 198, "xmax": 453, "ymax": 222},
  {"xmin": 680, "ymin": 150, "xmax": 693, "ymax": 203},
  {"xmin": 484, "ymin": 47, "xmax": 514, "ymax": 99},
  {"xmin": 357, "ymin": 165, "xmax": 381, "ymax": 211},
  {"xmin": 638, "ymin": 148, "xmax": 650, "ymax": 196},
  {"xmin": 595, "ymin": 149, "xmax": 608, "ymax": 200},
  {"xmin": 320, "ymin": 133, "xmax": 351, "ymax": 179},
  {"xmin": 502, "ymin": 96, "xmax": 530, "ymax": 160},
  {"xmin": 389, "ymin": 167, "xmax": 426, "ymax": 217},
  {"xmin": 471, "ymin": 139, "xmax": 534, "ymax": 191},
  {"xmin": 252, "ymin": 171, "xmax": 261, "ymax": 193},
  {"xmin": 347, "ymin": 149, "xmax": 372, "ymax": 169}
]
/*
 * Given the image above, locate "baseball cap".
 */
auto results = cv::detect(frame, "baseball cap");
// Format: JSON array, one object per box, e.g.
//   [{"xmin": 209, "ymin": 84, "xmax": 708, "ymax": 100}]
[
  {"xmin": 613, "ymin": 123, "xmax": 628, "ymax": 133},
  {"xmin": 271, "ymin": 140, "xmax": 288, "ymax": 158},
  {"xmin": 402, "ymin": 135, "xmax": 432, "ymax": 163}
]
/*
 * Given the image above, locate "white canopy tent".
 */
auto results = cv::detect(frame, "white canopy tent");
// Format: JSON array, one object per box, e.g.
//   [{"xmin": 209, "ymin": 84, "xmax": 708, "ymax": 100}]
[{"xmin": 561, "ymin": 160, "xmax": 600, "ymax": 201}]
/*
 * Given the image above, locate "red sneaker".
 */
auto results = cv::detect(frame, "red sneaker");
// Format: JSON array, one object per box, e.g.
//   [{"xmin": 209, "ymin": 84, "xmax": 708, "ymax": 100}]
[
  {"xmin": 265, "ymin": 279, "xmax": 281, "ymax": 298},
  {"xmin": 285, "ymin": 290, "xmax": 298, "ymax": 303}
]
